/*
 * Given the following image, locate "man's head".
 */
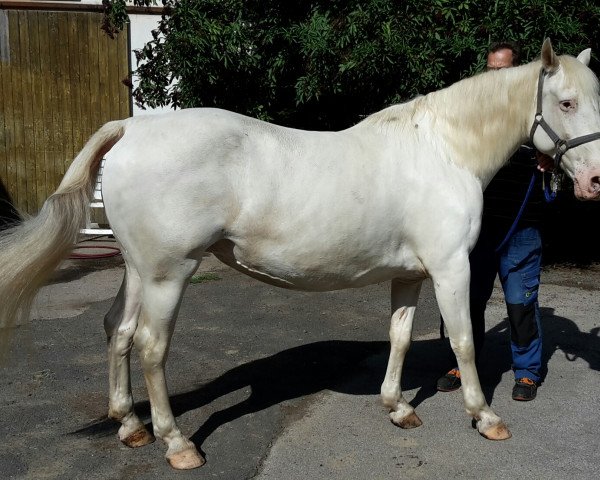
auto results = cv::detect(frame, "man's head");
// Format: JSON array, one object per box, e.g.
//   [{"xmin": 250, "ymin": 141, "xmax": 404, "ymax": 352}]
[{"xmin": 487, "ymin": 41, "xmax": 521, "ymax": 70}]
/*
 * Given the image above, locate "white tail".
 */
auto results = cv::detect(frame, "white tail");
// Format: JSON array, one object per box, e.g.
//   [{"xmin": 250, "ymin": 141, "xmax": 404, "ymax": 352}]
[{"xmin": 0, "ymin": 120, "xmax": 125, "ymax": 352}]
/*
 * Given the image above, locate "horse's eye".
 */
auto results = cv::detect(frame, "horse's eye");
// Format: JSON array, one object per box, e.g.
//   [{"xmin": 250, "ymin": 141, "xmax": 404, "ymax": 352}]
[{"xmin": 560, "ymin": 100, "xmax": 577, "ymax": 112}]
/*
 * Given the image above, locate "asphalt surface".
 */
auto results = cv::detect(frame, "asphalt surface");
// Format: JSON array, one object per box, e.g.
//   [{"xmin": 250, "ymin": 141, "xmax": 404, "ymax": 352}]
[{"xmin": 1, "ymin": 240, "xmax": 599, "ymax": 479}]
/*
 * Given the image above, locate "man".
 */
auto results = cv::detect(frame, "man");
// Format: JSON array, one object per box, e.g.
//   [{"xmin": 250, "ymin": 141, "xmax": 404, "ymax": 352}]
[{"xmin": 437, "ymin": 41, "xmax": 551, "ymax": 401}]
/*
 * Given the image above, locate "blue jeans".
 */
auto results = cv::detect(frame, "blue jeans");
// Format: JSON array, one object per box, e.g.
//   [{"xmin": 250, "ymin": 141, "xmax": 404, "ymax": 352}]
[{"xmin": 469, "ymin": 222, "xmax": 543, "ymax": 382}]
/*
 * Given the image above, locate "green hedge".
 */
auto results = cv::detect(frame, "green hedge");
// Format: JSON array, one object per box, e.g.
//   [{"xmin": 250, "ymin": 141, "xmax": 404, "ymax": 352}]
[{"xmin": 105, "ymin": 0, "xmax": 600, "ymax": 129}]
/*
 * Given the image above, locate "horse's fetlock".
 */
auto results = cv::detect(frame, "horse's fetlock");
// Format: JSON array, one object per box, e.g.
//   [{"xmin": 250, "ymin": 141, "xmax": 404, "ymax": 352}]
[
  {"xmin": 109, "ymin": 405, "xmax": 131, "ymax": 422},
  {"xmin": 381, "ymin": 394, "xmax": 398, "ymax": 410}
]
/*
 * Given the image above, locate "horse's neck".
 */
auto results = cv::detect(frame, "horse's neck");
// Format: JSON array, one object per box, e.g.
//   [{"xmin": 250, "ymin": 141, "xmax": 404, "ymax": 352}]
[{"xmin": 429, "ymin": 62, "xmax": 540, "ymax": 186}]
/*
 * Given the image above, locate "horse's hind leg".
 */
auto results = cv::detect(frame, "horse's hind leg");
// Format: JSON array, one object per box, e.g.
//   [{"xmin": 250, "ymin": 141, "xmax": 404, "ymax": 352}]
[
  {"xmin": 381, "ymin": 279, "xmax": 423, "ymax": 428},
  {"xmin": 104, "ymin": 263, "xmax": 154, "ymax": 447},
  {"xmin": 134, "ymin": 263, "xmax": 204, "ymax": 470}
]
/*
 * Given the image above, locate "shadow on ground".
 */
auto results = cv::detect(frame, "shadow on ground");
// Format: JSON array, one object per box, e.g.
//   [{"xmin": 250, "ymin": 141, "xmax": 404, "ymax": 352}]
[{"xmin": 73, "ymin": 307, "xmax": 600, "ymax": 453}]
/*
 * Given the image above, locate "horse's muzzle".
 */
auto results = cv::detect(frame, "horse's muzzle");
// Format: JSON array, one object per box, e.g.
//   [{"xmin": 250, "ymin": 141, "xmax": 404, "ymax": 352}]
[{"xmin": 574, "ymin": 170, "xmax": 600, "ymax": 200}]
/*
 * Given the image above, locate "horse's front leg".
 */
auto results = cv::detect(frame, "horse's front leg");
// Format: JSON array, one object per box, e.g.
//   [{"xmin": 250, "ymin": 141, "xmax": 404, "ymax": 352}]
[
  {"xmin": 432, "ymin": 260, "xmax": 511, "ymax": 440},
  {"xmin": 104, "ymin": 265, "xmax": 154, "ymax": 448},
  {"xmin": 381, "ymin": 279, "xmax": 423, "ymax": 428},
  {"xmin": 134, "ymin": 275, "xmax": 205, "ymax": 470}
]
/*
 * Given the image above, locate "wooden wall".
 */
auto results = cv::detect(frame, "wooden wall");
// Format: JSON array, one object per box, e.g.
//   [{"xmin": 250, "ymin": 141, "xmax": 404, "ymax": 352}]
[{"xmin": 0, "ymin": 8, "xmax": 131, "ymax": 215}]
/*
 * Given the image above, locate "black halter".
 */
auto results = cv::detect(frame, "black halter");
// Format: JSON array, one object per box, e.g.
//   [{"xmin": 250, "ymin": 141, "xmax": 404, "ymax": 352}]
[{"xmin": 529, "ymin": 68, "xmax": 600, "ymax": 170}]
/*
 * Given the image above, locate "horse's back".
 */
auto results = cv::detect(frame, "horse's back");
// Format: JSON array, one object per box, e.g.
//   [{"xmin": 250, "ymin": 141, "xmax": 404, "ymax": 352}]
[{"xmin": 102, "ymin": 107, "xmax": 385, "ymax": 228}]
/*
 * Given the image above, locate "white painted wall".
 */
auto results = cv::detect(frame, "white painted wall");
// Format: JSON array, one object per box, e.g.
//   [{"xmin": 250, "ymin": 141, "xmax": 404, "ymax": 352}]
[{"xmin": 129, "ymin": 13, "xmax": 174, "ymax": 115}]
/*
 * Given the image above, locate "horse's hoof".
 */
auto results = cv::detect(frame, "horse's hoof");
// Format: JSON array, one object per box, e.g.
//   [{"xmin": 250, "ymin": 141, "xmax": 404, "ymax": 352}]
[
  {"xmin": 167, "ymin": 447, "xmax": 206, "ymax": 470},
  {"xmin": 481, "ymin": 422, "xmax": 511, "ymax": 440},
  {"xmin": 121, "ymin": 427, "xmax": 155, "ymax": 448},
  {"xmin": 391, "ymin": 411, "xmax": 423, "ymax": 429}
]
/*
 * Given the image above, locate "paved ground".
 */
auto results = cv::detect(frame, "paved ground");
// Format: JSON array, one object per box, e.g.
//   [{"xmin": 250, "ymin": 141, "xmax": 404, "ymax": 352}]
[{"xmin": 1, "ymin": 237, "xmax": 599, "ymax": 479}]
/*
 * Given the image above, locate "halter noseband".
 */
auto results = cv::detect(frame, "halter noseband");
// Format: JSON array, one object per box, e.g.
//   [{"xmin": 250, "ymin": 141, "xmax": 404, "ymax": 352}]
[{"xmin": 529, "ymin": 68, "xmax": 600, "ymax": 170}]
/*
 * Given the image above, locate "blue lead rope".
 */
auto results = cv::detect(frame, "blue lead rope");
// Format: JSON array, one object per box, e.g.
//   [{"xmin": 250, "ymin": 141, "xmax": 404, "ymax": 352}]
[
  {"xmin": 494, "ymin": 172, "xmax": 537, "ymax": 253},
  {"xmin": 494, "ymin": 170, "xmax": 558, "ymax": 253}
]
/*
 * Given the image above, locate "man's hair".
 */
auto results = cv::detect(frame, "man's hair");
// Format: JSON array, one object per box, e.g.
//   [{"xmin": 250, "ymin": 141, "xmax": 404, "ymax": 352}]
[{"xmin": 489, "ymin": 41, "xmax": 522, "ymax": 66}]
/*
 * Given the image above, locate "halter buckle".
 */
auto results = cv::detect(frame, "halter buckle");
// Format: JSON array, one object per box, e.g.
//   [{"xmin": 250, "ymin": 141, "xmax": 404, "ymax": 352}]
[{"xmin": 555, "ymin": 139, "xmax": 568, "ymax": 154}]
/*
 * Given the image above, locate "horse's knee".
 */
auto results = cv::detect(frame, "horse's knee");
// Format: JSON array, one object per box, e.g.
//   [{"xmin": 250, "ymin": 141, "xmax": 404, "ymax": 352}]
[{"xmin": 450, "ymin": 337, "xmax": 475, "ymax": 360}]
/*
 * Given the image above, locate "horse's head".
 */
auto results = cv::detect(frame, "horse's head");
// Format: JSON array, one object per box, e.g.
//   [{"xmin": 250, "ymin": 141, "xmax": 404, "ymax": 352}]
[{"xmin": 531, "ymin": 39, "xmax": 600, "ymax": 200}]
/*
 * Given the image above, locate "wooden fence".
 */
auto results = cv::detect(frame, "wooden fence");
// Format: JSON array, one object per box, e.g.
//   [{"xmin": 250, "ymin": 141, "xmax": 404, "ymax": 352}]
[{"xmin": 0, "ymin": 7, "xmax": 131, "ymax": 215}]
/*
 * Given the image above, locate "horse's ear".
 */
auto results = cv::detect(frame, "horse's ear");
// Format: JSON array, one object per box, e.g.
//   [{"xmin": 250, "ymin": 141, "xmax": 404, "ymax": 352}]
[
  {"xmin": 541, "ymin": 38, "xmax": 559, "ymax": 73},
  {"xmin": 577, "ymin": 48, "xmax": 591, "ymax": 66}
]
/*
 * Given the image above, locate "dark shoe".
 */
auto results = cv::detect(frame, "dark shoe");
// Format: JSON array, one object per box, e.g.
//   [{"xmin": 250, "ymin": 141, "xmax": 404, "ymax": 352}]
[
  {"xmin": 437, "ymin": 368, "xmax": 462, "ymax": 392},
  {"xmin": 512, "ymin": 377, "xmax": 538, "ymax": 401}
]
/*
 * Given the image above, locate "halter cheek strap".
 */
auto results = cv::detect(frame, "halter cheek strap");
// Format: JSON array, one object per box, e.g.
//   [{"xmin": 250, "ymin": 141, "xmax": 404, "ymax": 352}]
[{"xmin": 529, "ymin": 68, "xmax": 600, "ymax": 170}]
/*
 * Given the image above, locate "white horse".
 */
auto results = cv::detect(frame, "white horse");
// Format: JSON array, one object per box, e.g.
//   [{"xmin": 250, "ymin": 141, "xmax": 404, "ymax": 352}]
[{"xmin": 1, "ymin": 39, "xmax": 600, "ymax": 470}]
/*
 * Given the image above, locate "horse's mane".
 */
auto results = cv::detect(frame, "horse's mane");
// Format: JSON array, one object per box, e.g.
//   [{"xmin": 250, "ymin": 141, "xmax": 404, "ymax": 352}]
[
  {"xmin": 358, "ymin": 61, "xmax": 540, "ymax": 182},
  {"xmin": 363, "ymin": 62, "xmax": 538, "ymax": 131},
  {"xmin": 360, "ymin": 96, "xmax": 425, "ymax": 129}
]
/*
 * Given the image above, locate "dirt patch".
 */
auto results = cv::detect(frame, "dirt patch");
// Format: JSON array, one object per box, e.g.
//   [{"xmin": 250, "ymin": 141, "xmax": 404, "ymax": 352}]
[{"xmin": 542, "ymin": 262, "xmax": 600, "ymax": 291}]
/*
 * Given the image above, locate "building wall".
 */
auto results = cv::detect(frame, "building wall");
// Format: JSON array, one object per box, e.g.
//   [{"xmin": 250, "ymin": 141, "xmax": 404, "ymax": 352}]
[
  {"xmin": 0, "ymin": 5, "xmax": 131, "ymax": 214},
  {"xmin": 0, "ymin": 1, "xmax": 169, "ymax": 214}
]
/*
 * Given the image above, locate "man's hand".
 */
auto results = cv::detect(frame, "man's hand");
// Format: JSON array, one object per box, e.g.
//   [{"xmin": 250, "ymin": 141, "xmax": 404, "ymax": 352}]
[{"xmin": 536, "ymin": 152, "xmax": 554, "ymax": 172}]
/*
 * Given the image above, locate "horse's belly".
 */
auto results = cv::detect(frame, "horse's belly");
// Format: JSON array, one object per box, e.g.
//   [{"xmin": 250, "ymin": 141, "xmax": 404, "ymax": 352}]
[{"xmin": 207, "ymin": 240, "xmax": 426, "ymax": 291}]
